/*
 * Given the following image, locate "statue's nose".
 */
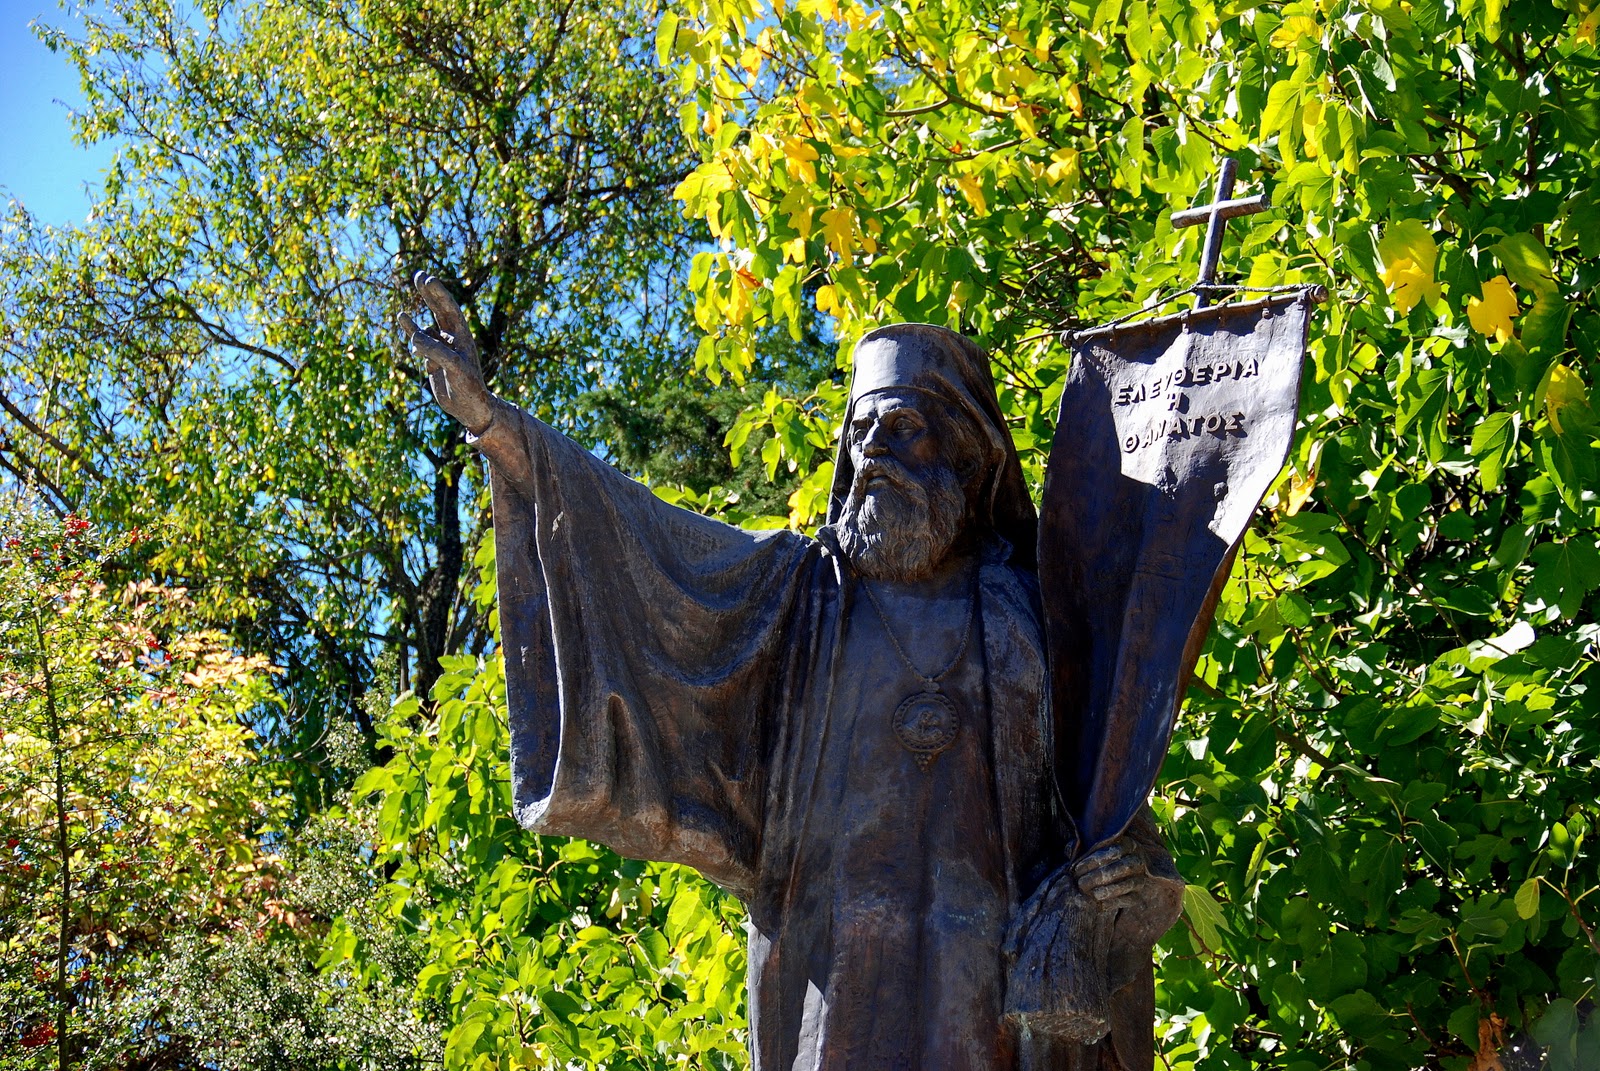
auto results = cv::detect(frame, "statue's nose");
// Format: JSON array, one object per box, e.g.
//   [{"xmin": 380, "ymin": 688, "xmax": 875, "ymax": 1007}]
[{"xmin": 860, "ymin": 422, "xmax": 890, "ymax": 457}]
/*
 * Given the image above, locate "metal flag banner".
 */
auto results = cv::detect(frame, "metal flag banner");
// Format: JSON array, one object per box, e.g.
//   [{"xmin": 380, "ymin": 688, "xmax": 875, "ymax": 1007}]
[
  {"xmin": 1007, "ymin": 158, "xmax": 1327, "ymax": 1051},
  {"xmin": 1040, "ymin": 286, "xmax": 1323, "ymax": 855}
]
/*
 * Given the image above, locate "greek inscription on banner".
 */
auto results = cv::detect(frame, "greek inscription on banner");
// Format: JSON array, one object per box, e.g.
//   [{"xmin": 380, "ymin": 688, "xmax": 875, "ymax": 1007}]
[{"xmin": 1115, "ymin": 355, "xmax": 1259, "ymax": 454}]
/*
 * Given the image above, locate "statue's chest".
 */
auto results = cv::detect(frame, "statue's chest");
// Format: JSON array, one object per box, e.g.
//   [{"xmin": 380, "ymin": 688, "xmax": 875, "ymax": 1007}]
[{"xmin": 836, "ymin": 593, "xmax": 989, "ymax": 776}]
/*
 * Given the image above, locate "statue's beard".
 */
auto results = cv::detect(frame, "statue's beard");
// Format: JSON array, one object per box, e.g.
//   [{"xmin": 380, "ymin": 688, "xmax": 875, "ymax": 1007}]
[{"xmin": 835, "ymin": 457, "xmax": 968, "ymax": 582}]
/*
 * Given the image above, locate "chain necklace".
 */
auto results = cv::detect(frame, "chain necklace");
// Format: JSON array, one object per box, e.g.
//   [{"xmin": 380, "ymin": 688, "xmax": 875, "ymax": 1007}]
[{"xmin": 860, "ymin": 577, "xmax": 976, "ymax": 770}]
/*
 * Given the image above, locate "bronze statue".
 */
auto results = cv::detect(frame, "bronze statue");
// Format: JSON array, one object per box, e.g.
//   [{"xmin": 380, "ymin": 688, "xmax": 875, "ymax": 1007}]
[{"xmin": 398, "ymin": 167, "xmax": 1318, "ymax": 1070}]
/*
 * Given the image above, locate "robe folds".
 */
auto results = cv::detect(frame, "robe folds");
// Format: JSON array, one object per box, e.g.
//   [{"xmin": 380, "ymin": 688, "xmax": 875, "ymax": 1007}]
[{"xmin": 476, "ymin": 402, "xmax": 1167, "ymax": 1071}]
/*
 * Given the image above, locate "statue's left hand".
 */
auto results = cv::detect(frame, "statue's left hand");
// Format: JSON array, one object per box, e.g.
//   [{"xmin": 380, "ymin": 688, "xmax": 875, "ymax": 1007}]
[
  {"xmin": 1073, "ymin": 835, "xmax": 1184, "ymax": 942},
  {"xmin": 398, "ymin": 272, "xmax": 496, "ymax": 434},
  {"xmin": 1072, "ymin": 838, "xmax": 1151, "ymax": 904}
]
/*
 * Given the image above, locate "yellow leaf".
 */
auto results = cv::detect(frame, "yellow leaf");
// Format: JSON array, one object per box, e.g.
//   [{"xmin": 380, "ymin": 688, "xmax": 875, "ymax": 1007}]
[
  {"xmin": 1301, "ymin": 97, "xmax": 1324, "ymax": 155},
  {"xmin": 1577, "ymin": 6, "xmax": 1599, "ymax": 45},
  {"xmin": 1377, "ymin": 220, "xmax": 1440, "ymax": 313},
  {"xmin": 955, "ymin": 174, "xmax": 989, "ymax": 215},
  {"xmin": 1466, "ymin": 275, "xmax": 1518, "ymax": 343},
  {"xmin": 700, "ymin": 162, "xmax": 736, "ymax": 198},
  {"xmin": 781, "ymin": 236, "xmax": 808, "ymax": 264},
  {"xmin": 1045, "ymin": 146, "xmax": 1081, "ymax": 188},
  {"xmin": 1270, "ymin": 14, "xmax": 1321, "ymax": 49},
  {"xmin": 727, "ymin": 272, "xmax": 751, "ymax": 325},
  {"xmin": 1064, "ymin": 83, "xmax": 1085, "ymax": 118},
  {"xmin": 1545, "ymin": 364, "xmax": 1590, "ymax": 435},
  {"xmin": 782, "ymin": 137, "xmax": 819, "ymax": 186},
  {"xmin": 1014, "ymin": 101, "xmax": 1038, "ymax": 139},
  {"xmin": 740, "ymin": 45, "xmax": 762, "ymax": 76},
  {"xmin": 820, "ymin": 207, "xmax": 857, "ymax": 259},
  {"xmin": 841, "ymin": 2, "xmax": 875, "ymax": 30},
  {"xmin": 1379, "ymin": 258, "xmax": 1430, "ymax": 313},
  {"xmin": 788, "ymin": 205, "xmax": 815, "ymax": 239},
  {"xmin": 815, "ymin": 284, "xmax": 840, "ymax": 315},
  {"xmin": 1286, "ymin": 470, "xmax": 1317, "ymax": 515}
]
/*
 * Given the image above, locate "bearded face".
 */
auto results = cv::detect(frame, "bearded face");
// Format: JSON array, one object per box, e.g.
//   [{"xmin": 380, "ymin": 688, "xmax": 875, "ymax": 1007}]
[{"xmin": 834, "ymin": 391, "xmax": 983, "ymax": 582}]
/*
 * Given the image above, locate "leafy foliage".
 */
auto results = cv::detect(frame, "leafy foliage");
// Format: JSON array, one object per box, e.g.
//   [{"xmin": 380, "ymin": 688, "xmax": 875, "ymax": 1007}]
[
  {"xmin": 663, "ymin": 0, "xmax": 1600, "ymax": 1066},
  {"xmin": 0, "ymin": 504, "xmax": 284, "ymax": 1066},
  {"xmin": 341, "ymin": 545, "xmax": 749, "ymax": 1069},
  {"xmin": 0, "ymin": 0, "xmax": 701, "ymax": 731},
  {"xmin": 4, "ymin": 0, "xmax": 1599, "ymax": 1067}
]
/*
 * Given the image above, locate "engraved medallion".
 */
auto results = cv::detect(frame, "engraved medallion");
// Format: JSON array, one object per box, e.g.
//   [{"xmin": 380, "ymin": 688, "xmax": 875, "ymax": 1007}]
[{"xmin": 893, "ymin": 691, "xmax": 960, "ymax": 770}]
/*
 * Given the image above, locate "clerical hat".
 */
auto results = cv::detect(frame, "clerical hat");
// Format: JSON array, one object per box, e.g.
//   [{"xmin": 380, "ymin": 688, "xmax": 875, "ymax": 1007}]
[{"xmin": 828, "ymin": 323, "xmax": 1038, "ymax": 571}]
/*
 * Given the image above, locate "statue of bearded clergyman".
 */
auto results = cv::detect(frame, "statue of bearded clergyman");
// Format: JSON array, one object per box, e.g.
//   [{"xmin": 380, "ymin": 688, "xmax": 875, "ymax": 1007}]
[{"xmin": 400, "ymin": 275, "xmax": 1190, "ymax": 1071}]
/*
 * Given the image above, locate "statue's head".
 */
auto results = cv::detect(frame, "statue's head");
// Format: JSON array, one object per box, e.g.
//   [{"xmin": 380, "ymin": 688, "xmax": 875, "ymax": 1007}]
[{"xmin": 827, "ymin": 324, "xmax": 1037, "ymax": 580}]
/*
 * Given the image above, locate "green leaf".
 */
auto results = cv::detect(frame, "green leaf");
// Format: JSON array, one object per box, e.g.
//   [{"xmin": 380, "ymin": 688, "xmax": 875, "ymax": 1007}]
[
  {"xmin": 1261, "ymin": 80, "xmax": 1301, "ymax": 136},
  {"xmin": 1183, "ymin": 884, "xmax": 1232, "ymax": 951},
  {"xmin": 655, "ymin": 10, "xmax": 680, "ymax": 64},
  {"xmin": 1396, "ymin": 366, "xmax": 1448, "ymax": 438},
  {"xmin": 1470, "ymin": 411, "xmax": 1516, "ymax": 490},
  {"xmin": 1514, "ymin": 877, "xmax": 1541, "ymax": 920},
  {"xmin": 1495, "ymin": 234, "xmax": 1558, "ymax": 297},
  {"xmin": 1534, "ymin": 999, "xmax": 1578, "ymax": 1071},
  {"xmin": 1523, "ymin": 294, "xmax": 1573, "ymax": 361}
]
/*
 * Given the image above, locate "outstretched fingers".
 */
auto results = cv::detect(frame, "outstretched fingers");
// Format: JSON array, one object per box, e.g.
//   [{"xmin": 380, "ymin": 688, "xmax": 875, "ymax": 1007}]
[{"xmin": 412, "ymin": 272, "xmax": 477, "ymax": 362}]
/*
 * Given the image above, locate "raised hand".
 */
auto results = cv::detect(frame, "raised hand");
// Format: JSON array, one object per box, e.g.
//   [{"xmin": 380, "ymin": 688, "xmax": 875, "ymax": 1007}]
[{"xmin": 399, "ymin": 272, "xmax": 495, "ymax": 434}]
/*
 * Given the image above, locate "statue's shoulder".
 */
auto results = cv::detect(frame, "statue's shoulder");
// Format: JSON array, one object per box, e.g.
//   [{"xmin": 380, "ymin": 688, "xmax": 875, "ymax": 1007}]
[{"xmin": 979, "ymin": 538, "xmax": 1043, "ymax": 616}]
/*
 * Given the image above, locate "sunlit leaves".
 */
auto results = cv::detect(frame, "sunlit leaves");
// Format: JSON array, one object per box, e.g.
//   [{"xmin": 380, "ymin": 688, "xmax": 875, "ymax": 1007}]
[
  {"xmin": 1467, "ymin": 276, "xmax": 1519, "ymax": 343},
  {"xmin": 2, "ymin": 0, "xmax": 701, "ymax": 723},
  {"xmin": 347, "ymin": 553, "xmax": 749, "ymax": 1070},
  {"xmin": 1, "ymin": 505, "xmax": 288, "ymax": 1062},
  {"xmin": 1378, "ymin": 220, "xmax": 1441, "ymax": 314}
]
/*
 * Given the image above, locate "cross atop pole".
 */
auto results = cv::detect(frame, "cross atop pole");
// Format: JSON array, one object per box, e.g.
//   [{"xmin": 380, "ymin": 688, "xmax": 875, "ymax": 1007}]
[{"xmin": 1170, "ymin": 157, "xmax": 1269, "ymax": 309}]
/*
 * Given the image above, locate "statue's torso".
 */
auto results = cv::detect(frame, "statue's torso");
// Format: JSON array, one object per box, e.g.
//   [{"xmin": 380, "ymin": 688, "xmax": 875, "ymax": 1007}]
[{"xmin": 747, "ymin": 566, "xmax": 1040, "ymax": 1071}]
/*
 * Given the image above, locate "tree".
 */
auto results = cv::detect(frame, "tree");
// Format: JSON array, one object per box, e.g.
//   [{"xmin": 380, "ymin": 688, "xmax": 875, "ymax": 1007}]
[
  {"xmin": 0, "ymin": 0, "xmax": 703, "ymax": 743},
  {"xmin": 0, "ymin": 503, "xmax": 283, "ymax": 1067},
  {"xmin": 661, "ymin": 0, "xmax": 1600, "ymax": 1066}
]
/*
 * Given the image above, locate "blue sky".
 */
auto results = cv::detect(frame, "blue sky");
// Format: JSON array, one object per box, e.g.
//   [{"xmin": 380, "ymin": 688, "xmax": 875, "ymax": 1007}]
[{"xmin": 1, "ymin": 2, "xmax": 117, "ymax": 224}]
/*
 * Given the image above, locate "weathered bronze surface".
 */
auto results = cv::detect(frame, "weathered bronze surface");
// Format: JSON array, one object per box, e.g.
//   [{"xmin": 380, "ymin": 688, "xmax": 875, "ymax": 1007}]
[{"xmin": 398, "ymin": 168, "xmax": 1318, "ymax": 1069}]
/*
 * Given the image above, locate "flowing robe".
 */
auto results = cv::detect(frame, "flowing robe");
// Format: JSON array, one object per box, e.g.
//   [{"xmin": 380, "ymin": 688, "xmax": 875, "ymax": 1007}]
[{"xmin": 475, "ymin": 402, "xmax": 1168, "ymax": 1071}]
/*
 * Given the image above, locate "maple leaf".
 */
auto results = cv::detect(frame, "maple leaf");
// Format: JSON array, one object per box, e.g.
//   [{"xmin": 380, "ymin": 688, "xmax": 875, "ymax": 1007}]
[
  {"xmin": 782, "ymin": 137, "xmax": 819, "ymax": 186},
  {"xmin": 1466, "ymin": 275, "xmax": 1518, "ymax": 343},
  {"xmin": 819, "ymin": 207, "xmax": 856, "ymax": 260}
]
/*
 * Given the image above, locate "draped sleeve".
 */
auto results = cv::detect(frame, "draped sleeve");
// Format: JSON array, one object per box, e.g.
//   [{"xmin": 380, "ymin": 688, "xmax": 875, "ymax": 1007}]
[{"xmin": 473, "ymin": 400, "xmax": 814, "ymax": 899}]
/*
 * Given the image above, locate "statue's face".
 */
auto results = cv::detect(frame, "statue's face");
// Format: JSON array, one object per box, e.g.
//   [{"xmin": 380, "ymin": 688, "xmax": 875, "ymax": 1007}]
[{"xmin": 835, "ymin": 390, "xmax": 980, "ymax": 582}]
